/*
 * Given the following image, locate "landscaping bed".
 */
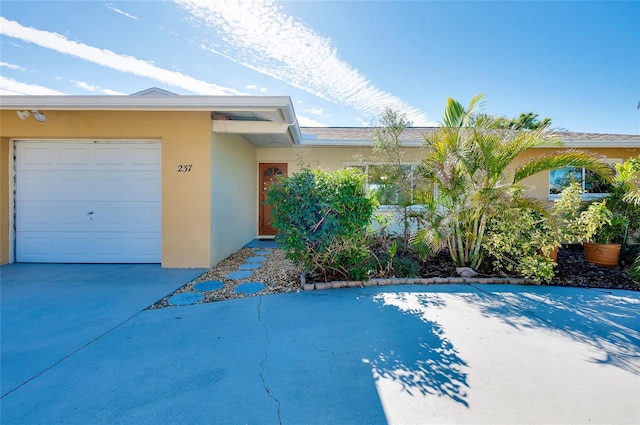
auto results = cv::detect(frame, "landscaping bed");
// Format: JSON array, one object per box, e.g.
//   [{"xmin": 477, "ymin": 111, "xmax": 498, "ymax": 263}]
[
  {"xmin": 151, "ymin": 244, "xmax": 639, "ymax": 308},
  {"xmin": 416, "ymin": 244, "xmax": 639, "ymax": 291}
]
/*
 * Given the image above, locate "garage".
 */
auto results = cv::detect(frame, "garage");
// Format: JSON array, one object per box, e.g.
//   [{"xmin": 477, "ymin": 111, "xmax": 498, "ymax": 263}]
[{"xmin": 15, "ymin": 140, "xmax": 161, "ymax": 263}]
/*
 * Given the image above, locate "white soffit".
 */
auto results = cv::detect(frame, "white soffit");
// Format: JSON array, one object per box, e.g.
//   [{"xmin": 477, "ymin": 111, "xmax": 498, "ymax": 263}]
[{"xmin": 0, "ymin": 94, "xmax": 301, "ymax": 146}]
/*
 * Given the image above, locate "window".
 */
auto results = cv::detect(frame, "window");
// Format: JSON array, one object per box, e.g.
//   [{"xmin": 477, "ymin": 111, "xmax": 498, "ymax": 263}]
[
  {"xmin": 347, "ymin": 163, "xmax": 426, "ymax": 206},
  {"xmin": 549, "ymin": 161, "xmax": 619, "ymax": 199}
]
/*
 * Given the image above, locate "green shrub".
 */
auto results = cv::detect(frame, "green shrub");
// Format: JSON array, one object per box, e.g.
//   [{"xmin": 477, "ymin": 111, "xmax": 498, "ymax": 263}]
[
  {"xmin": 629, "ymin": 254, "xmax": 640, "ymax": 282},
  {"xmin": 389, "ymin": 256, "xmax": 421, "ymax": 278},
  {"xmin": 483, "ymin": 207, "xmax": 557, "ymax": 283},
  {"xmin": 265, "ymin": 167, "xmax": 377, "ymax": 281}
]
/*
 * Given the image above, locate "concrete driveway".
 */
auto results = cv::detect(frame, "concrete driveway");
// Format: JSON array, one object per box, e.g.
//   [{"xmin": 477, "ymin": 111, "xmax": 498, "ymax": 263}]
[{"xmin": 1, "ymin": 264, "xmax": 639, "ymax": 425}]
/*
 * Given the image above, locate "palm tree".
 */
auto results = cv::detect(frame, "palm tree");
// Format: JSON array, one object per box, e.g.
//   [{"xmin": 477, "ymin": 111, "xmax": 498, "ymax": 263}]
[{"xmin": 413, "ymin": 95, "xmax": 612, "ymax": 269}]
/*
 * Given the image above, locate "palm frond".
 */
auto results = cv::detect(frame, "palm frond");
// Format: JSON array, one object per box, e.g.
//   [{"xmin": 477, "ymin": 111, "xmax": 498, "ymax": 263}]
[
  {"xmin": 441, "ymin": 94, "xmax": 484, "ymax": 128},
  {"xmin": 513, "ymin": 150, "xmax": 613, "ymax": 183}
]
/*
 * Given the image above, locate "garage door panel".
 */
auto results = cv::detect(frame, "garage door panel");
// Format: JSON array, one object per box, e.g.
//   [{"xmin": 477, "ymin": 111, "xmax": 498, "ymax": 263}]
[
  {"xmin": 93, "ymin": 172, "xmax": 160, "ymax": 201},
  {"xmin": 17, "ymin": 232, "xmax": 160, "ymax": 263},
  {"xmin": 15, "ymin": 174, "xmax": 56, "ymax": 201},
  {"xmin": 17, "ymin": 235, "xmax": 89, "ymax": 262},
  {"xmin": 130, "ymin": 146, "xmax": 161, "ymax": 167},
  {"xmin": 16, "ymin": 202, "xmax": 92, "ymax": 231},
  {"xmin": 17, "ymin": 171, "xmax": 160, "ymax": 202},
  {"xmin": 15, "ymin": 144, "xmax": 57, "ymax": 169},
  {"xmin": 90, "ymin": 203, "xmax": 160, "ymax": 232},
  {"xmin": 94, "ymin": 234, "xmax": 161, "ymax": 261},
  {"xmin": 16, "ymin": 141, "xmax": 161, "ymax": 263},
  {"xmin": 17, "ymin": 142, "xmax": 161, "ymax": 170}
]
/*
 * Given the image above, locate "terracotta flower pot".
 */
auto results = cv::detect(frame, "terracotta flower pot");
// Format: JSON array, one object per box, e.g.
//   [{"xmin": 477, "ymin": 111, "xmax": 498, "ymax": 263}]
[
  {"xmin": 537, "ymin": 246, "xmax": 559, "ymax": 262},
  {"xmin": 584, "ymin": 242, "xmax": 621, "ymax": 267}
]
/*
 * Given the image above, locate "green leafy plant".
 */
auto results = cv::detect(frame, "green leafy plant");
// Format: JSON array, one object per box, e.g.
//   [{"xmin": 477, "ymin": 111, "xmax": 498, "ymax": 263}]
[
  {"xmin": 265, "ymin": 167, "xmax": 377, "ymax": 282},
  {"xmin": 592, "ymin": 156, "xmax": 640, "ymax": 247},
  {"xmin": 366, "ymin": 108, "xmax": 427, "ymax": 243},
  {"xmin": 366, "ymin": 239, "xmax": 421, "ymax": 278},
  {"xmin": 552, "ymin": 182, "xmax": 612, "ymax": 245},
  {"xmin": 629, "ymin": 254, "xmax": 640, "ymax": 281},
  {"xmin": 412, "ymin": 95, "xmax": 611, "ymax": 270},
  {"xmin": 483, "ymin": 207, "xmax": 557, "ymax": 282}
]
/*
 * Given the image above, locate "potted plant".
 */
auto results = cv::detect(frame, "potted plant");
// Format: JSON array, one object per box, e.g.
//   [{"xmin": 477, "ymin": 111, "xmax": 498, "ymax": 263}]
[
  {"xmin": 584, "ymin": 156, "xmax": 640, "ymax": 267},
  {"xmin": 582, "ymin": 208, "xmax": 624, "ymax": 266},
  {"xmin": 550, "ymin": 183, "xmax": 611, "ymax": 254}
]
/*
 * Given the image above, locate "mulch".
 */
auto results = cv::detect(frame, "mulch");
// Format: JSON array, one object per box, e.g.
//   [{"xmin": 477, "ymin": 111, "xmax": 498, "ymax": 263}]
[{"xmin": 417, "ymin": 244, "xmax": 639, "ymax": 292}]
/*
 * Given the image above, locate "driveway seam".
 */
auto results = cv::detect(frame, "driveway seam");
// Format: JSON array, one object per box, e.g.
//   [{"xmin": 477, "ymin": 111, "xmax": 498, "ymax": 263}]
[
  {"xmin": 1, "ymin": 308, "xmax": 146, "ymax": 399},
  {"xmin": 257, "ymin": 296, "xmax": 282, "ymax": 425}
]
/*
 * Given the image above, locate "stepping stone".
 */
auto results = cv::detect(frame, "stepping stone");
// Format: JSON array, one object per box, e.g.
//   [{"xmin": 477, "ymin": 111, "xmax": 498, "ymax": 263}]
[
  {"xmin": 234, "ymin": 282, "xmax": 266, "ymax": 294},
  {"xmin": 253, "ymin": 250, "xmax": 271, "ymax": 256},
  {"xmin": 168, "ymin": 292, "xmax": 204, "ymax": 306},
  {"xmin": 194, "ymin": 281, "xmax": 224, "ymax": 292},
  {"xmin": 239, "ymin": 263, "xmax": 262, "ymax": 270},
  {"xmin": 246, "ymin": 256, "xmax": 267, "ymax": 263},
  {"xmin": 226, "ymin": 270, "xmax": 253, "ymax": 280}
]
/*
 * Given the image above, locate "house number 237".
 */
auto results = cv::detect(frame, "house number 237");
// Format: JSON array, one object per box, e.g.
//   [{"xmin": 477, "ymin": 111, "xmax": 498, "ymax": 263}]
[{"xmin": 177, "ymin": 164, "xmax": 193, "ymax": 172}]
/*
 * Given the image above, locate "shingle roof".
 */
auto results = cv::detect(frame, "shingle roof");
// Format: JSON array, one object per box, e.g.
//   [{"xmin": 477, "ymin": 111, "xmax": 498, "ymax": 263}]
[{"xmin": 300, "ymin": 127, "xmax": 640, "ymax": 142}]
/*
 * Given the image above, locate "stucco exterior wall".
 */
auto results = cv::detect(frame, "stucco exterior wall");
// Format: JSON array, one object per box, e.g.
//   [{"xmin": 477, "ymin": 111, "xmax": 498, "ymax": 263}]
[
  {"xmin": 258, "ymin": 146, "xmax": 639, "ymax": 201},
  {"xmin": 0, "ymin": 110, "xmax": 212, "ymax": 268},
  {"xmin": 256, "ymin": 145, "xmax": 427, "ymax": 171},
  {"xmin": 210, "ymin": 133, "xmax": 257, "ymax": 266}
]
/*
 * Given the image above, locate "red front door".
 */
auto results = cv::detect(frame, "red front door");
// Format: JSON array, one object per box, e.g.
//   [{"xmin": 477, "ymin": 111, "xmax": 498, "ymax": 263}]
[{"xmin": 259, "ymin": 163, "xmax": 287, "ymax": 235}]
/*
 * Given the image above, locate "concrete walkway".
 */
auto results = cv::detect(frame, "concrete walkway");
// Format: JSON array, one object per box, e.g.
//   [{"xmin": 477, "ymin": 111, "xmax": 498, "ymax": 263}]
[{"xmin": 1, "ymin": 265, "xmax": 639, "ymax": 424}]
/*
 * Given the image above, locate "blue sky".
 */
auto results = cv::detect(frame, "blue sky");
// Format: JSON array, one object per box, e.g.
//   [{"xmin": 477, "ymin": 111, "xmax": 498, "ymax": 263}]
[{"xmin": 1, "ymin": 0, "xmax": 638, "ymax": 134}]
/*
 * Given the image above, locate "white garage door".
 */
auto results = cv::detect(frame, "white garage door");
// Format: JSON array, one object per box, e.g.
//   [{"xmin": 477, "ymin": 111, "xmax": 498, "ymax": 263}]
[{"xmin": 15, "ymin": 141, "xmax": 161, "ymax": 263}]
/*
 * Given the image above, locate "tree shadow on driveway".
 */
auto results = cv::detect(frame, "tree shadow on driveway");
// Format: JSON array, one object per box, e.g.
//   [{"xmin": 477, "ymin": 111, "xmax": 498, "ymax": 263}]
[
  {"xmin": 362, "ymin": 291, "xmax": 470, "ymax": 407},
  {"xmin": 463, "ymin": 285, "xmax": 640, "ymax": 374}
]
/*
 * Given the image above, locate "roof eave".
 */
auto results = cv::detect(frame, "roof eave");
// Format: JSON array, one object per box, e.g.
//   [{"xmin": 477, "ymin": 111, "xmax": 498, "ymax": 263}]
[
  {"xmin": 0, "ymin": 94, "xmax": 302, "ymax": 145},
  {"xmin": 0, "ymin": 95, "xmax": 294, "ymax": 114}
]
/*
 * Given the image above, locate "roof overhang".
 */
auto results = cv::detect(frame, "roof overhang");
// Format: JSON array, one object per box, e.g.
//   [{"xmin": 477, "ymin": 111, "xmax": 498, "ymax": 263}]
[
  {"xmin": 0, "ymin": 95, "xmax": 302, "ymax": 147},
  {"xmin": 298, "ymin": 127, "xmax": 640, "ymax": 148}
]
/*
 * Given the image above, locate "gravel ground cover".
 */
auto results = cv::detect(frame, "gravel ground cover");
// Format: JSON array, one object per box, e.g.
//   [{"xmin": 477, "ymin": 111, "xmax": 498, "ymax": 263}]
[
  {"xmin": 151, "ymin": 244, "xmax": 638, "ymax": 309},
  {"xmin": 149, "ymin": 248, "xmax": 303, "ymax": 308}
]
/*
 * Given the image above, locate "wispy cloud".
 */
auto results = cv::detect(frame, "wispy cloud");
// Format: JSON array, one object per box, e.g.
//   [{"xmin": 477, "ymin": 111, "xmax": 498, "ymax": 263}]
[
  {"xmin": 1, "ymin": 61, "xmax": 25, "ymax": 71},
  {"xmin": 175, "ymin": 0, "xmax": 434, "ymax": 125},
  {"xmin": 0, "ymin": 76, "xmax": 65, "ymax": 95},
  {"xmin": 102, "ymin": 88, "xmax": 127, "ymax": 95},
  {"xmin": 296, "ymin": 115, "xmax": 325, "ymax": 127},
  {"xmin": 106, "ymin": 3, "xmax": 139, "ymax": 20},
  {"xmin": 72, "ymin": 80, "xmax": 126, "ymax": 95},
  {"xmin": 73, "ymin": 80, "xmax": 99, "ymax": 92},
  {"xmin": 0, "ymin": 17, "xmax": 244, "ymax": 96},
  {"xmin": 246, "ymin": 84, "xmax": 268, "ymax": 93},
  {"xmin": 306, "ymin": 107, "xmax": 329, "ymax": 117}
]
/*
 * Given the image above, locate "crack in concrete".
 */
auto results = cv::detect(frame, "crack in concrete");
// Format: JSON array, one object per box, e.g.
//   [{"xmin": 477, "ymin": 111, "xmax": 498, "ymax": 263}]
[{"xmin": 257, "ymin": 297, "xmax": 282, "ymax": 425}]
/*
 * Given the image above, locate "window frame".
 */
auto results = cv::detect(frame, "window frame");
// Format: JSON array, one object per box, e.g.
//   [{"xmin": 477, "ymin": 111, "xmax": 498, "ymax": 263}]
[
  {"xmin": 548, "ymin": 159, "xmax": 621, "ymax": 200},
  {"xmin": 344, "ymin": 161, "xmax": 421, "ymax": 209}
]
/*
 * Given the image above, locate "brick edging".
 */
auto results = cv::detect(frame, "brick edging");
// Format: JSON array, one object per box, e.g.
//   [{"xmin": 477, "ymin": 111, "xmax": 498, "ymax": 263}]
[{"xmin": 302, "ymin": 276, "xmax": 539, "ymax": 291}]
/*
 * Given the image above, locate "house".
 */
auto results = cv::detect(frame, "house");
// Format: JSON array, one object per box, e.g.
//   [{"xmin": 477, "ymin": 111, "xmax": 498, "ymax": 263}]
[{"xmin": 1, "ymin": 90, "xmax": 639, "ymax": 268}]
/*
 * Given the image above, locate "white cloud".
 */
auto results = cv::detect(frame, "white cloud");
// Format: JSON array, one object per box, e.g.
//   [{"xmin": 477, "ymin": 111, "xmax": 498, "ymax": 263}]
[
  {"xmin": 297, "ymin": 115, "xmax": 325, "ymax": 127},
  {"xmin": 246, "ymin": 84, "xmax": 269, "ymax": 93},
  {"xmin": 175, "ymin": 0, "xmax": 435, "ymax": 125},
  {"xmin": 0, "ymin": 16, "xmax": 323, "ymax": 126},
  {"xmin": 72, "ymin": 80, "xmax": 126, "ymax": 95},
  {"xmin": 0, "ymin": 76, "xmax": 65, "ymax": 95},
  {"xmin": 306, "ymin": 107, "xmax": 328, "ymax": 117},
  {"xmin": 0, "ymin": 61, "xmax": 25, "ymax": 71},
  {"xmin": 106, "ymin": 3, "xmax": 139, "ymax": 20},
  {"xmin": 73, "ymin": 80, "xmax": 98, "ymax": 92},
  {"xmin": 102, "ymin": 88, "xmax": 127, "ymax": 95},
  {"xmin": 0, "ymin": 17, "xmax": 245, "ymax": 96}
]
